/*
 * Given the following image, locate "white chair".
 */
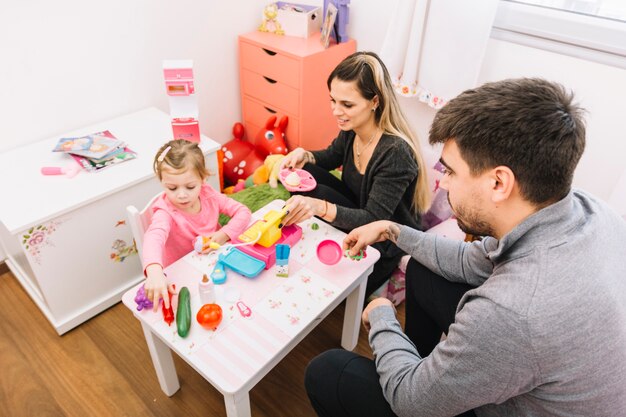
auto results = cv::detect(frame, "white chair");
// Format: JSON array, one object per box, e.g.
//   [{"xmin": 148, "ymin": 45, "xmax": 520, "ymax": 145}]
[{"xmin": 126, "ymin": 192, "xmax": 163, "ymax": 257}]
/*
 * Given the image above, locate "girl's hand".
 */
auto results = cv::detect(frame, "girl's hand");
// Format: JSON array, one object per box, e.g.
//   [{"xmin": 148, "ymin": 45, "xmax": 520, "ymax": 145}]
[
  {"xmin": 203, "ymin": 230, "xmax": 229, "ymax": 252},
  {"xmin": 282, "ymin": 195, "xmax": 325, "ymax": 226},
  {"xmin": 280, "ymin": 148, "xmax": 309, "ymax": 170},
  {"xmin": 144, "ymin": 264, "xmax": 175, "ymax": 311}
]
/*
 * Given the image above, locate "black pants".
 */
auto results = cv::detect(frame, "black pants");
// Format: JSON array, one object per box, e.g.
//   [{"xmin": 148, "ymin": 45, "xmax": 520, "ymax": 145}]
[
  {"xmin": 304, "ymin": 259, "xmax": 477, "ymax": 417},
  {"xmin": 297, "ymin": 163, "xmax": 404, "ymax": 298}
]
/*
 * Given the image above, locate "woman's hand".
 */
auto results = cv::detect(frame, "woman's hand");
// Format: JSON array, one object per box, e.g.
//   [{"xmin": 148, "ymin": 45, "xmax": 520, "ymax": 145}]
[
  {"xmin": 281, "ymin": 195, "xmax": 325, "ymax": 226},
  {"xmin": 280, "ymin": 148, "xmax": 312, "ymax": 170},
  {"xmin": 343, "ymin": 220, "xmax": 399, "ymax": 256},
  {"xmin": 144, "ymin": 264, "xmax": 176, "ymax": 311}
]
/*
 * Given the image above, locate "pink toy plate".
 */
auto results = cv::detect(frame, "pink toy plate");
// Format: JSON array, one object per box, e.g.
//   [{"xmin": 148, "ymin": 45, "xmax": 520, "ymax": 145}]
[
  {"xmin": 317, "ymin": 240, "xmax": 343, "ymax": 265},
  {"xmin": 279, "ymin": 168, "xmax": 317, "ymax": 192}
]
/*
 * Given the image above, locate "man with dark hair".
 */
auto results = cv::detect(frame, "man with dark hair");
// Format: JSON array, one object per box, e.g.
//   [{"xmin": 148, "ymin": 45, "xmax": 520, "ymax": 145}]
[{"xmin": 304, "ymin": 78, "xmax": 626, "ymax": 417}]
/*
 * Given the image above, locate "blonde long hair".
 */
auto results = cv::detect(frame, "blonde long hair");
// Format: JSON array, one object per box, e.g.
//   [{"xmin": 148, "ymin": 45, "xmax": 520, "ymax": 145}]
[
  {"xmin": 153, "ymin": 139, "xmax": 209, "ymax": 180},
  {"xmin": 327, "ymin": 52, "xmax": 430, "ymax": 213}
]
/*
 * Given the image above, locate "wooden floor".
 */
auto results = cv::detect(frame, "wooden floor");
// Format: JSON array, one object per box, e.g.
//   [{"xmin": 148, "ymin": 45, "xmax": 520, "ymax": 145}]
[{"xmin": 0, "ymin": 267, "xmax": 405, "ymax": 417}]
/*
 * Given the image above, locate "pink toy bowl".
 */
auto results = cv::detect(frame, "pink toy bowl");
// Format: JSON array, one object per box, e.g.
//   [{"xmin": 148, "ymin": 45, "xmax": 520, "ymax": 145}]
[
  {"xmin": 279, "ymin": 168, "xmax": 317, "ymax": 192},
  {"xmin": 317, "ymin": 240, "xmax": 343, "ymax": 265}
]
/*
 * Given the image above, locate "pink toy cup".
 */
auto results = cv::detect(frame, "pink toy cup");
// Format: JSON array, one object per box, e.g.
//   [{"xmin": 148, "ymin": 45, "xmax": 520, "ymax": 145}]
[{"xmin": 316, "ymin": 240, "xmax": 343, "ymax": 265}]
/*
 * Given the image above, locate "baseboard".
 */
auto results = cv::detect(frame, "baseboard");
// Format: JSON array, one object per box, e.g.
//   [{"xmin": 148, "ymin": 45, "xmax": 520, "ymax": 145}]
[{"xmin": 0, "ymin": 261, "xmax": 9, "ymax": 275}]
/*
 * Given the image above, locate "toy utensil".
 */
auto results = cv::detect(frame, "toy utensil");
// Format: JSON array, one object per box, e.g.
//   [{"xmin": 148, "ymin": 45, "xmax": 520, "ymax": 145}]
[
  {"xmin": 194, "ymin": 231, "xmax": 262, "ymax": 253},
  {"xmin": 41, "ymin": 164, "xmax": 81, "ymax": 178},
  {"xmin": 317, "ymin": 240, "xmax": 343, "ymax": 265},
  {"xmin": 278, "ymin": 168, "xmax": 317, "ymax": 192},
  {"xmin": 211, "ymin": 257, "xmax": 227, "ymax": 284},
  {"xmin": 236, "ymin": 301, "xmax": 252, "ymax": 318}
]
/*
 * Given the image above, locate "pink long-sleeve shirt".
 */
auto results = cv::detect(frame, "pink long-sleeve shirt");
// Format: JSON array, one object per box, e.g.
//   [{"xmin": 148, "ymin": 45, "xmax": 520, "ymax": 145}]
[{"xmin": 142, "ymin": 183, "xmax": 251, "ymax": 270}]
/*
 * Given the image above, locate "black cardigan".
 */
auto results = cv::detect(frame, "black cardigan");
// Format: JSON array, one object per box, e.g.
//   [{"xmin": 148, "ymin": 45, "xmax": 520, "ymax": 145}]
[{"xmin": 311, "ymin": 130, "xmax": 422, "ymax": 258}]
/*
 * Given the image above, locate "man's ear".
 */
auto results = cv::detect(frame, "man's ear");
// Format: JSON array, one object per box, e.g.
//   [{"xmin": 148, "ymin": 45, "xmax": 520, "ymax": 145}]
[{"xmin": 491, "ymin": 166, "xmax": 515, "ymax": 203}]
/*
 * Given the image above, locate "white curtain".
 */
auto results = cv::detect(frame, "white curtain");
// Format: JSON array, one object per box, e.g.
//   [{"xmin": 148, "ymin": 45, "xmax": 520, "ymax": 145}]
[{"xmin": 379, "ymin": 0, "xmax": 499, "ymax": 109}]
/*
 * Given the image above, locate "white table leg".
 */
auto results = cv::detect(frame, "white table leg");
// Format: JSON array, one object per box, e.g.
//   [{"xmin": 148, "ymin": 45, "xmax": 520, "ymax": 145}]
[
  {"xmin": 341, "ymin": 276, "xmax": 367, "ymax": 350},
  {"xmin": 141, "ymin": 322, "xmax": 180, "ymax": 396},
  {"xmin": 224, "ymin": 391, "xmax": 251, "ymax": 417}
]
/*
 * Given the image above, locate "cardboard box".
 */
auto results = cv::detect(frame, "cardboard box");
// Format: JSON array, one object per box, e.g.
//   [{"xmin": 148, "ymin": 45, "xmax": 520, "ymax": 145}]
[{"xmin": 276, "ymin": 2, "xmax": 322, "ymax": 38}]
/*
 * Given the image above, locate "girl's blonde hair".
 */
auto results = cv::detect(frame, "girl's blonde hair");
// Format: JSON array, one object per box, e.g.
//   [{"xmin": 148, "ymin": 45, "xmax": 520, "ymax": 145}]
[
  {"xmin": 153, "ymin": 139, "xmax": 209, "ymax": 181},
  {"xmin": 327, "ymin": 52, "xmax": 431, "ymax": 214}
]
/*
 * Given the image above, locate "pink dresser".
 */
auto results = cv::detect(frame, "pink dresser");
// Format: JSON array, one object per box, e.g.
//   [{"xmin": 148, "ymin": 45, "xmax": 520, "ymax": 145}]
[{"xmin": 239, "ymin": 31, "xmax": 356, "ymax": 151}]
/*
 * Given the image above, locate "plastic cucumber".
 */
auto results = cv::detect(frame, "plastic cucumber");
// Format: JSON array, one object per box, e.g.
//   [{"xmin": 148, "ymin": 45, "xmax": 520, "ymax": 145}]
[{"xmin": 176, "ymin": 287, "xmax": 192, "ymax": 338}]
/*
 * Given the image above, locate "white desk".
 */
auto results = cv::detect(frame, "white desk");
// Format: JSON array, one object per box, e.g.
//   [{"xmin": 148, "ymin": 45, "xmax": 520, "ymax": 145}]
[
  {"xmin": 121, "ymin": 199, "xmax": 379, "ymax": 417},
  {"xmin": 0, "ymin": 107, "xmax": 220, "ymax": 334}
]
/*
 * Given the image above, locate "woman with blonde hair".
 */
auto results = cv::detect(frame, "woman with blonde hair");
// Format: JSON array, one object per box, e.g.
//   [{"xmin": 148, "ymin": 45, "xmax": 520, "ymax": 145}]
[{"xmin": 281, "ymin": 51, "xmax": 430, "ymax": 297}]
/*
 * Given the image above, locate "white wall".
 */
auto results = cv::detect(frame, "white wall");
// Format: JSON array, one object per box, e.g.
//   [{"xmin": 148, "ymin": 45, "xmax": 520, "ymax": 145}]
[
  {"xmin": 1, "ymin": 0, "xmax": 624, "ymax": 201},
  {"xmin": 0, "ymin": 0, "xmax": 268, "ymax": 153}
]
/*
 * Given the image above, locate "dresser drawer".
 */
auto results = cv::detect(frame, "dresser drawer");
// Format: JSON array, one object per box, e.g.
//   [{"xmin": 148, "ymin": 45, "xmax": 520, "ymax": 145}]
[
  {"xmin": 240, "ymin": 41, "xmax": 300, "ymax": 89},
  {"xmin": 241, "ymin": 69, "xmax": 300, "ymax": 116},
  {"xmin": 243, "ymin": 96, "xmax": 300, "ymax": 150}
]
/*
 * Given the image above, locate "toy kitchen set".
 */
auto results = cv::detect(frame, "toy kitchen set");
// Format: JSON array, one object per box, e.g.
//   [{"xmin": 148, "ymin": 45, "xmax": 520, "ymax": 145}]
[{"xmin": 163, "ymin": 59, "xmax": 201, "ymax": 142}]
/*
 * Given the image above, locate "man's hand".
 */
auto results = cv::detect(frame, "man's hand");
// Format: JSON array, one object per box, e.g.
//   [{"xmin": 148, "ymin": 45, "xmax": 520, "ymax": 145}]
[
  {"xmin": 343, "ymin": 220, "xmax": 401, "ymax": 257},
  {"xmin": 362, "ymin": 297, "xmax": 396, "ymax": 332}
]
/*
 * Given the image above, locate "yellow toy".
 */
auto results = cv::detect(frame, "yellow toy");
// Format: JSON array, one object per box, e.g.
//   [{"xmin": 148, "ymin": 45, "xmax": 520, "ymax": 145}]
[
  {"xmin": 258, "ymin": 3, "xmax": 285, "ymax": 35},
  {"xmin": 263, "ymin": 154, "xmax": 286, "ymax": 188},
  {"xmin": 238, "ymin": 208, "xmax": 287, "ymax": 247}
]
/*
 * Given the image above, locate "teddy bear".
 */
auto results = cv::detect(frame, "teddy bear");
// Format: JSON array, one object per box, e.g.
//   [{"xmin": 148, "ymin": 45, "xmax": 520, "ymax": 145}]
[{"xmin": 258, "ymin": 3, "xmax": 285, "ymax": 35}]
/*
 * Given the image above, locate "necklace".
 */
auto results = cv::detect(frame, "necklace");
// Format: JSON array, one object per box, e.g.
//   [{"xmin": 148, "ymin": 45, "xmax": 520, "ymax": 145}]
[{"xmin": 355, "ymin": 131, "xmax": 378, "ymax": 171}]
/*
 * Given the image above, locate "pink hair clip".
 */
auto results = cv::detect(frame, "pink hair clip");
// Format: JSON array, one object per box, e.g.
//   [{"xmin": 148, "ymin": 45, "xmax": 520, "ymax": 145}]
[{"xmin": 157, "ymin": 145, "xmax": 172, "ymax": 162}]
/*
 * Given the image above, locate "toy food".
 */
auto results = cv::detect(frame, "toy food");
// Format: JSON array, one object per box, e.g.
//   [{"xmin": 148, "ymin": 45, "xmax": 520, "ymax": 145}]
[
  {"xmin": 134, "ymin": 285, "xmax": 153, "ymax": 311},
  {"xmin": 285, "ymin": 171, "xmax": 301, "ymax": 187},
  {"xmin": 345, "ymin": 249, "xmax": 367, "ymax": 261},
  {"xmin": 193, "ymin": 236, "xmax": 221, "ymax": 253},
  {"xmin": 196, "ymin": 303, "xmax": 223, "ymax": 330},
  {"xmin": 176, "ymin": 287, "xmax": 192, "ymax": 337},
  {"xmin": 162, "ymin": 288, "xmax": 175, "ymax": 326}
]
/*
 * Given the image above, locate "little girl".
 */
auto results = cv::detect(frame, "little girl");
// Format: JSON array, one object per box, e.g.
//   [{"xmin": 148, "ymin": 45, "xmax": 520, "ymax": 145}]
[{"xmin": 142, "ymin": 139, "xmax": 251, "ymax": 310}]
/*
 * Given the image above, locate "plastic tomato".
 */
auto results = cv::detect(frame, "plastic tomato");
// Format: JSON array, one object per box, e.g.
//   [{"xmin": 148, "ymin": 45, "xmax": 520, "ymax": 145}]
[{"xmin": 196, "ymin": 303, "xmax": 223, "ymax": 330}]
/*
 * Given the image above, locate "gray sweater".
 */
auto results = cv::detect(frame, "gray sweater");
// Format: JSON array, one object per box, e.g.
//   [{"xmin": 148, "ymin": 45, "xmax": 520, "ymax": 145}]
[{"xmin": 368, "ymin": 189, "xmax": 626, "ymax": 416}]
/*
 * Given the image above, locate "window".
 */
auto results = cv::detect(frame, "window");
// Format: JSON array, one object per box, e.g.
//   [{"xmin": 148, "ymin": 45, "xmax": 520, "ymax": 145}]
[{"xmin": 492, "ymin": 0, "xmax": 626, "ymax": 69}]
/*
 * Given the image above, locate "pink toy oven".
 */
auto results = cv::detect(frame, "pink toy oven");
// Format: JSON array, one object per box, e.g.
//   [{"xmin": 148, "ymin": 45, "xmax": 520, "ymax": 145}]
[
  {"xmin": 235, "ymin": 224, "xmax": 302, "ymax": 269},
  {"xmin": 171, "ymin": 117, "xmax": 200, "ymax": 143},
  {"xmin": 163, "ymin": 67, "xmax": 195, "ymax": 96}
]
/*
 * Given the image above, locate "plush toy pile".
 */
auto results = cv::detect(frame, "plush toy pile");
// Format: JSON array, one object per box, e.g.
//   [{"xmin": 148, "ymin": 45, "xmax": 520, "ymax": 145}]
[{"xmin": 221, "ymin": 117, "xmax": 289, "ymax": 190}]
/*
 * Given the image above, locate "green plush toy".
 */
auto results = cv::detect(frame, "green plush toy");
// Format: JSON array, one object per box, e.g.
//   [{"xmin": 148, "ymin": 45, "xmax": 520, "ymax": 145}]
[{"xmin": 219, "ymin": 183, "xmax": 291, "ymax": 226}]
